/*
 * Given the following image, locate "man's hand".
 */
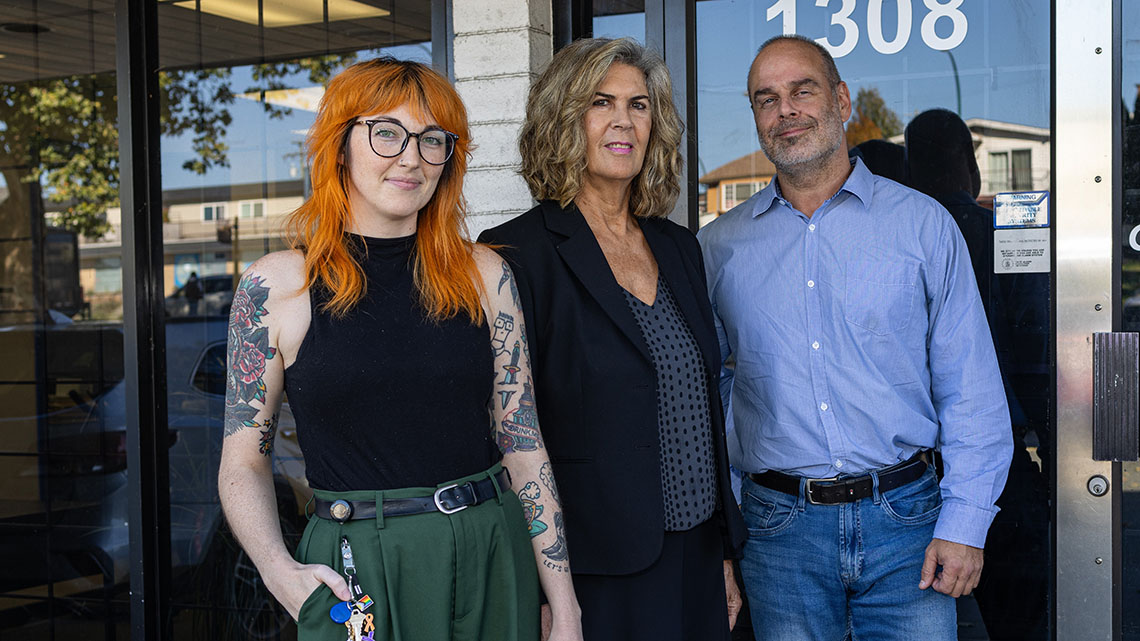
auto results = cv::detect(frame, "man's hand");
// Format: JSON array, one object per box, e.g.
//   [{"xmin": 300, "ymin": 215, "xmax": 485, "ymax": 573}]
[
  {"xmin": 724, "ymin": 560, "xmax": 742, "ymax": 630},
  {"xmin": 919, "ymin": 538, "xmax": 983, "ymax": 597}
]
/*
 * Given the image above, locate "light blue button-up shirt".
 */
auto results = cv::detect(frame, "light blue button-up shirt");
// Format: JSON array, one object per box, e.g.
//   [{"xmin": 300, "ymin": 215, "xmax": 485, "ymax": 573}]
[{"xmin": 698, "ymin": 158, "xmax": 1012, "ymax": 548}]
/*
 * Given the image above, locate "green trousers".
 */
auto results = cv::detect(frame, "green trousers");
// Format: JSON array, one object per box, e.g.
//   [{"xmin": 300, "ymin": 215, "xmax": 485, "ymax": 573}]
[{"xmin": 295, "ymin": 463, "xmax": 540, "ymax": 641}]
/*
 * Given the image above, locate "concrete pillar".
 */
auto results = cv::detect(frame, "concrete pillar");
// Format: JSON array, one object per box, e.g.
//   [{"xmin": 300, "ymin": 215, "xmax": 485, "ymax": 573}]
[{"xmin": 452, "ymin": 0, "xmax": 552, "ymax": 237}]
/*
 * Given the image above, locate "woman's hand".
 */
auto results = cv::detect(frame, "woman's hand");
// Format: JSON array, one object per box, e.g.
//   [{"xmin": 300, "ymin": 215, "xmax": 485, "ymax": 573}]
[
  {"xmin": 545, "ymin": 609, "xmax": 584, "ymax": 641},
  {"xmin": 725, "ymin": 560, "xmax": 742, "ymax": 631},
  {"xmin": 264, "ymin": 559, "xmax": 352, "ymax": 621}
]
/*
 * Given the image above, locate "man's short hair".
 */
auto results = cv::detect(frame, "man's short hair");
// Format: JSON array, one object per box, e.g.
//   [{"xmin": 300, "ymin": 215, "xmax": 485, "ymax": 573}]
[{"xmin": 752, "ymin": 35, "xmax": 842, "ymax": 89}]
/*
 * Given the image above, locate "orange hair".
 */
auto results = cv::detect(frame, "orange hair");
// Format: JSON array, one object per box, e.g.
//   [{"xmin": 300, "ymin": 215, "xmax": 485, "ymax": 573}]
[{"xmin": 286, "ymin": 57, "xmax": 483, "ymax": 323}]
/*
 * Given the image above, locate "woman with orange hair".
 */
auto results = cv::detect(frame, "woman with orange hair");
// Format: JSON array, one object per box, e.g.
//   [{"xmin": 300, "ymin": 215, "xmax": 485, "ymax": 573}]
[{"xmin": 218, "ymin": 58, "xmax": 582, "ymax": 641}]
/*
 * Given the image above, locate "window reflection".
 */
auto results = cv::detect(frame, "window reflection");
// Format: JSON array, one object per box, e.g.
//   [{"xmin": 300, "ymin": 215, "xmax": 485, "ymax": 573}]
[
  {"xmin": 696, "ymin": 2, "xmax": 1051, "ymax": 639},
  {"xmin": 1119, "ymin": 2, "xmax": 1140, "ymax": 638},
  {"xmin": 0, "ymin": 0, "xmax": 130, "ymax": 636},
  {"xmin": 151, "ymin": 3, "xmax": 433, "ymax": 639},
  {"xmin": 0, "ymin": 0, "xmax": 433, "ymax": 638}
]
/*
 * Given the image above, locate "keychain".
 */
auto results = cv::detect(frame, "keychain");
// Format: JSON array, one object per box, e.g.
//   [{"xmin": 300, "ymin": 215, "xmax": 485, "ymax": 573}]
[{"xmin": 330, "ymin": 536, "xmax": 375, "ymax": 639}]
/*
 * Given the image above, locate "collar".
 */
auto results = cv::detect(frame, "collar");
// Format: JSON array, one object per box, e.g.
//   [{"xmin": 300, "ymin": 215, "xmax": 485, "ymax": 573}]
[{"xmin": 751, "ymin": 156, "xmax": 874, "ymax": 218}]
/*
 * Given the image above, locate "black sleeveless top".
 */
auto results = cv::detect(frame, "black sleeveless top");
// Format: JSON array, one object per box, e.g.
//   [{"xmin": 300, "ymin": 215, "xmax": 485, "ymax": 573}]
[{"xmin": 284, "ymin": 234, "xmax": 500, "ymax": 492}]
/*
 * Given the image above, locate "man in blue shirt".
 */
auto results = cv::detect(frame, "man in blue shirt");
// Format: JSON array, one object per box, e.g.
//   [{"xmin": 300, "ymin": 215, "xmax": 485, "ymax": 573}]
[{"xmin": 698, "ymin": 35, "xmax": 1012, "ymax": 640}]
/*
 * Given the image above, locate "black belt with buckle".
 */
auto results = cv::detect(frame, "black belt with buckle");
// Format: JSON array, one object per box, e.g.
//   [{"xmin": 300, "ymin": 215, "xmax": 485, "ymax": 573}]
[
  {"xmin": 749, "ymin": 451, "xmax": 930, "ymax": 505},
  {"xmin": 313, "ymin": 469, "xmax": 511, "ymax": 522}
]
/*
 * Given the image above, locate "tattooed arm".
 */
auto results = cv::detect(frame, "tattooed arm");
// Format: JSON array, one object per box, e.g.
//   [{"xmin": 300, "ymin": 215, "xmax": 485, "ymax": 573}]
[
  {"xmin": 474, "ymin": 247, "xmax": 583, "ymax": 641},
  {"xmin": 217, "ymin": 252, "xmax": 350, "ymax": 621}
]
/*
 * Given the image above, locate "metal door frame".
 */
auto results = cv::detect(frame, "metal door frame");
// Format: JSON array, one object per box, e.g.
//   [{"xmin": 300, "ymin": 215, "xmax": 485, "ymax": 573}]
[{"xmin": 1054, "ymin": 1, "xmax": 1122, "ymax": 639}]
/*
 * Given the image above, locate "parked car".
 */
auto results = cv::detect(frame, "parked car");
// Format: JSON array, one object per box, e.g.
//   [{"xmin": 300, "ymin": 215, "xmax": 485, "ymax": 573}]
[
  {"xmin": 165, "ymin": 274, "xmax": 235, "ymax": 318},
  {"xmin": 0, "ymin": 318, "xmax": 307, "ymax": 639}
]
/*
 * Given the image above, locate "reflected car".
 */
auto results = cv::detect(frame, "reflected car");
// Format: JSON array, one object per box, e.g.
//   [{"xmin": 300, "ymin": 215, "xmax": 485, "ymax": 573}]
[
  {"xmin": 165, "ymin": 275, "xmax": 236, "ymax": 318},
  {"xmin": 0, "ymin": 318, "xmax": 308, "ymax": 639}
]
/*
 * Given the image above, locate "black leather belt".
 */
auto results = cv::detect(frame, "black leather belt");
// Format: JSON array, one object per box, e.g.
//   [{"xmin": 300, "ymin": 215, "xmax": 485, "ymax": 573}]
[
  {"xmin": 749, "ymin": 451, "xmax": 930, "ymax": 505},
  {"xmin": 314, "ymin": 469, "xmax": 511, "ymax": 522}
]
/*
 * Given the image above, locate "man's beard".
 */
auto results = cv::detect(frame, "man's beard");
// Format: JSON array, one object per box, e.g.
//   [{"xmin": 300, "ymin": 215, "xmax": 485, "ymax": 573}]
[{"xmin": 758, "ymin": 103, "xmax": 846, "ymax": 173}]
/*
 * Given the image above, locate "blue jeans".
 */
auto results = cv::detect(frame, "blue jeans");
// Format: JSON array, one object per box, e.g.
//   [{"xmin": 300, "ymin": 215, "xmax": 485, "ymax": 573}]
[{"xmin": 739, "ymin": 465, "xmax": 956, "ymax": 641}]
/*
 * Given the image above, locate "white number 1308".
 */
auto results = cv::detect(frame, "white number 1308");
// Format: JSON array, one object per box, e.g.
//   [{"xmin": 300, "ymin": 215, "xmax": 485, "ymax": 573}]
[{"xmin": 767, "ymin": 0, "xmax": 968, "ymax": 57}]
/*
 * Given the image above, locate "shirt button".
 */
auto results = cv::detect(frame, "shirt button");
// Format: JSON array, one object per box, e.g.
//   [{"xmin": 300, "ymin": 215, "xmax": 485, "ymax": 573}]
[
  {"xmin": 820, "ymin": 402, "xmax": 829, "ymax": 411},
  {"xmin": 835, "ymin": 459, "xmax": 844, "ymax": 468},
  {"xmin": 807, "ymin": 280, "xmax": 815, "ymax": 288},
  {"xmin": 808, "ymin": 224, "xmax": 816, "ymax": 231},
  {"xmin": 812, "ymin": 341, "xmax": 820, "ymax": 350}
]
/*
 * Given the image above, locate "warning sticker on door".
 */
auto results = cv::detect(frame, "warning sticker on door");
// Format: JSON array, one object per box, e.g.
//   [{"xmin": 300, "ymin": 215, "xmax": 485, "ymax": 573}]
[
  {"xmin": 994, "ymin": 191, "xmax": 1049, "ymax": 228},
  {"xmin": 994, "ymin": 228, "xmax": 1050, "ymax": 274}
]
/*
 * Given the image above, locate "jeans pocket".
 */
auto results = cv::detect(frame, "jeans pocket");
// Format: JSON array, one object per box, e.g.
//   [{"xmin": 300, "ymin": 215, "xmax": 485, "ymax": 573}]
[
  {"xmin": 742, "ymin": 487, "xmax": 798, "ymax": 536},
  {"xmin": 879, "ymin": 471, "xmax": 942, "ymax": 526}
]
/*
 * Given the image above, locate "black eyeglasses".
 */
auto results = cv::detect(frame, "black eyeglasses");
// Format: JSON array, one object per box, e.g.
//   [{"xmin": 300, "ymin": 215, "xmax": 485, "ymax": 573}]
[{"xmin": 354, "ymin": 119, "xmax": 458, "ymax": 165}]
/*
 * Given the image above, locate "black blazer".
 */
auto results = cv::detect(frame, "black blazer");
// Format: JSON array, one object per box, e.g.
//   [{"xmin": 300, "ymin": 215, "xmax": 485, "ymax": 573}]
[{"xmin": 479, "ymin": 200, "xmax": 746, "ymax": 575}]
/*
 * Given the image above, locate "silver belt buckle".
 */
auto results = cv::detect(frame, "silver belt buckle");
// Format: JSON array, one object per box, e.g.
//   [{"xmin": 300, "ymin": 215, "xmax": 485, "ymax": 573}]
[
  {"xmin": 433, "ymin": 483, "xmax": 470, "ymax": 515},
  {"xmin": 805, "ymin": 476, "xmax": 840, "ymax": 505}
]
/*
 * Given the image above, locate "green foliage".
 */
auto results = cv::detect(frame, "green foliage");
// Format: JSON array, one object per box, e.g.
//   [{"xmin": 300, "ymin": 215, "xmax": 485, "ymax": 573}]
[
  {"xmin": 1, "ymin": 55, "xmax": 353, "ymax": 239},
  {"xmin": 853, "ymin": 87, "xmax": 903, "ymax": 138}
]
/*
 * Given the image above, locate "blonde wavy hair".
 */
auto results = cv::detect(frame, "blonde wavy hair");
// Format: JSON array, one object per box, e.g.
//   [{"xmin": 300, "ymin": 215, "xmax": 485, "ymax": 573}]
[{"xmin": 519, "ymin": 38, "xmax": 683, "ymax": 219}]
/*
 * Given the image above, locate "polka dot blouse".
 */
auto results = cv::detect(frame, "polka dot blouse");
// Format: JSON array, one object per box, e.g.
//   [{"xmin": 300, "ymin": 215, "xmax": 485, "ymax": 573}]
[{"xmin": 622, "ymin": 275, "xmax": 718, "ymax": 531}]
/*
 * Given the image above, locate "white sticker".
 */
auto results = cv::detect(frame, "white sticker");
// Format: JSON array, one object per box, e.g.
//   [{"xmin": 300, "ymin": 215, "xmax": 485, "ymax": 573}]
[
  {"xmin": 994, "ymin": 228, "xmax": 1050, "ymax": 274},
  {"xmin": 994, "ymin": 191, "xmax": 1050, "ymax": 228}
]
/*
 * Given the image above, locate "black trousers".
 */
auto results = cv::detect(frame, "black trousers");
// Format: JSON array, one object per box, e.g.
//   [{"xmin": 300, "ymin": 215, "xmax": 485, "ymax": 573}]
[{"xmin": 572, "ymin": 517, "xmax": 730, "ymax": 641}]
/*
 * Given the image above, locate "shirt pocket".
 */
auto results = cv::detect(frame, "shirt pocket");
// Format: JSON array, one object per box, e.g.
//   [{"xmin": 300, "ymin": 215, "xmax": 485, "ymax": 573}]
[{"xmin": 843, "ymin": 259, "xmax": 919, "ymax": 336}]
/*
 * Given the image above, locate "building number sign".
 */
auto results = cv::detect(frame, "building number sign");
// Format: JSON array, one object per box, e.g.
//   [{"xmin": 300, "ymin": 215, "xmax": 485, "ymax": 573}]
[{"xmin": 767, "ymin": 0, "xmax": 969, "ymax": 57}]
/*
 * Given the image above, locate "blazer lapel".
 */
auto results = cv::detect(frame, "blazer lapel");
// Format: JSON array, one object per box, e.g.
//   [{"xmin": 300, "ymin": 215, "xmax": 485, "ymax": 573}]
[
  {"xmin": 639, "ymin": 219, "xmax": 720, "ymax": 377},
  {"xmin": 544, "ymin": 201, "xmax": 651, "ymax": 363}
]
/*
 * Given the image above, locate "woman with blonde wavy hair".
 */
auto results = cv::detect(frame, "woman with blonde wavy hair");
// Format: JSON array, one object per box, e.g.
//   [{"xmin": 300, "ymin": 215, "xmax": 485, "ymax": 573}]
[
  {"xmin": 218, "ymin": 57, "xmax": 582, "ymax": 641},
  {"xmin": 479, "ymin": 38, "xmax": 746, "ymax": 641}
]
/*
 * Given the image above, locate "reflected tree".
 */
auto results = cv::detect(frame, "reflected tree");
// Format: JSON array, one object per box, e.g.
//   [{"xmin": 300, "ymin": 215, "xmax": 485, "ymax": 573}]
[
  {"xmin": 0, "ymin": 56, "xmax": 352, "ymax": 322},
  {"xmin": 845, "ymin": 86, "xmax": 903, "ymax": 148},
  {"xmin": 0, "ymin": 54, "xmax": 353, "ymax": 240}
]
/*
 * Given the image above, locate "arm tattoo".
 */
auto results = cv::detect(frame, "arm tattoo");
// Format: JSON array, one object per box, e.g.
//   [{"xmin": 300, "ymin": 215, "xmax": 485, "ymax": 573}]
[
  {"xmin": 541, "ymin": 512, "xmax": 569, "ymax": 562},
  {"xmin": 490, "ymin": 311, "xmax": 515, "ymax": 357},
  {"xmin": 517, "ymin": 482, "xmax": 548, "ymax": 538},
  {"xmin": 256, "ymin": 413, "xmax": 279, "ymax": 456},
  {"xmin": 498, "ymin": 260, "xmax": 521, "ymax": 308},
  {"xmin": 495, "ymin": 380, "xmax": 543, "ymax": 454},
  {"xmin": 499, "ymin": 341, "xmax": 521, "ymax": 385},
  {"xmin": 224, "ymin": 274, "xmax": 277, "ymax": 437},
  {"xmin": 539, "ymin": 462, "xmax": 560, "ymax": 503},
  {"xmin": 538, "ymin": 462, "xmax": 569, "ymax": 567},
  {"xmin": 498, "ymin": 261, "xmax": 529, "ymax": 363}
]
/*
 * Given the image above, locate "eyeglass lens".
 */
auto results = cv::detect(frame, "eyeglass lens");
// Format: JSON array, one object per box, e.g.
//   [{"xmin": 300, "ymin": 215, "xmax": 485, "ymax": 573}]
[{"xmin": 366, "ymin": 120, "xmax": 454, "ymax": 165}]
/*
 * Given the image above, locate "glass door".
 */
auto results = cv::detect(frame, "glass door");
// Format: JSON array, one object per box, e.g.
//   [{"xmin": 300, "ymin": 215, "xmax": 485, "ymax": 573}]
[
  {"xmin": 694, "ymin": 1, "xmax": 1054, "ymax": 639},
  {"xmin": 1118, "ymin": 2, "xmax": 1140, "ymax": 639}
]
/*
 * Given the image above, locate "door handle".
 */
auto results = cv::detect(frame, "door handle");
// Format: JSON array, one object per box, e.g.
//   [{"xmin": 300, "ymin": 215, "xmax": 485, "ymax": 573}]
[{"xmin": 1092, "ymin": 331, "xmax": 1140, "ymax": 461}]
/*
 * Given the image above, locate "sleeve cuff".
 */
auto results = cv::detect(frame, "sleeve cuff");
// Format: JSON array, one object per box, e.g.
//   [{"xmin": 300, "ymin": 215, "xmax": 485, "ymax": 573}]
[{"xmin": 932, "ymin": 499, "xmax": 998, "ymax": 549}]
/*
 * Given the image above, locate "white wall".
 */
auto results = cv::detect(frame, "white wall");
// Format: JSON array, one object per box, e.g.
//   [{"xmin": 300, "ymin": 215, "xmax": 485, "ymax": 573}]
[{"xmin": 452, "ymin": 0, "xmax": 552, "ymax": 238}]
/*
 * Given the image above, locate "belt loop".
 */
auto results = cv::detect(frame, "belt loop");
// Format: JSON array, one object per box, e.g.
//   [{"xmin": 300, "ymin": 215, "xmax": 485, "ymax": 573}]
[
  {"xmin": 304, "ymin": 494, "xmax": 316, "ymax": 520},
  {"xmin": 374, "ymin": 491, "xmax": 386, "ymax": 530},
  {"xmin": 870, "ymin": 470, "xmax": 882, "ymax": 504},
  {"xmin": 796, "ymin": 476, "xmax": 808, "ymax": 511},
  {"xmin": 490, "ymin": 465, "xmax": 504, "ymax": 504}
]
